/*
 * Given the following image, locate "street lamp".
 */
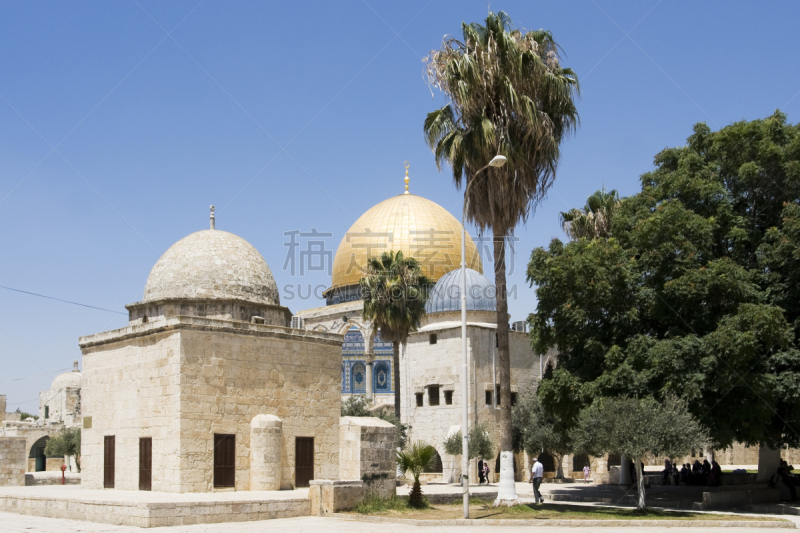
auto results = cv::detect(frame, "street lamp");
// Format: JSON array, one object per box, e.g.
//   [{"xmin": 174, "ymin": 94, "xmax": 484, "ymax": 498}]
[{"xmin": 460, "ymin": 154, "xmax": 507, "ymax": 518}]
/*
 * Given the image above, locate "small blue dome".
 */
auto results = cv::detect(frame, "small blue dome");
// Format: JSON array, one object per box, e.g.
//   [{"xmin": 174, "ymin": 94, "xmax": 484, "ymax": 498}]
[{"xmin": 425, "ymin": 268, "xmax": 496, "ymax": 314}]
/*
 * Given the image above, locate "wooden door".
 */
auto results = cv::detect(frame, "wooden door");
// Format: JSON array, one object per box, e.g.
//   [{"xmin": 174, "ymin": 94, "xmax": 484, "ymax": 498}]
[
  {"xmin": 213, "ymin": 434, "xmax": 235, "ymax": 488},
  {"xmin": 103, "ymin": 436, "xmax": 115, "ymax": 489},
  {"xmin": 295, "ymin": 437, "xmax": 314, "ymax": 488},
  {"xmin": 139, "ymin": 437, "xmax": 152, "ymax": 491}
]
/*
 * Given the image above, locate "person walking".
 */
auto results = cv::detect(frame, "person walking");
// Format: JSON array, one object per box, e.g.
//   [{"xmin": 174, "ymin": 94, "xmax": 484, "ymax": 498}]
[
  {"xmin": 531, "ymin": 456, "xmax": 545, "ymax": 503},
  {"xmin": 583, "ymin": 463, "xmax": 591, "ymax": 484},
  {"xmin": 483, "ymin": 462, "xmax": 490, "ymax": 484},
  {"xmin": 478, "ymin": 458, "xmax": 485, "ymax": 485}
]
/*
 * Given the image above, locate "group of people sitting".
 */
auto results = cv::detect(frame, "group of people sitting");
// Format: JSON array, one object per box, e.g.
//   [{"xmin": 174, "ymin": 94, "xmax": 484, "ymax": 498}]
[
  {"xmin": 770, "ymin": 460, "xmax": 798, "ymax": 501},
  {"xmin": 662, "ymin": 459, "xmax": 723, "ymax": 486}
]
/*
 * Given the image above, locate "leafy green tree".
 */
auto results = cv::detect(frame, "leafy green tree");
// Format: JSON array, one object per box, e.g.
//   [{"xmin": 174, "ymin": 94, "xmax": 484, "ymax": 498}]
[
  {"xmin": 571, "ymin": 396, "xmax": 710, "ymax": 509},
  {"xmin": 341, "ymin": 395, "xmax": 408, "ymax": 449},
  {"xmin": 512, "ymin": 386, "xmax": 571, "ymax": 478},
  {"xmin": 443, "ymin": 422, "xmax": 496, "ymax": 462},
  {"xmin": 43, "ymin": 427, "xmax": 81, "ymax": 471},
  {"xmin": 424, "ymin": 10, "xmax": 579, "ymax": 504},
  {"xmin": 559, "ymin": 188, "xmax": 620, "ymax": 240},
  {"xmin": 396, "ymin": 441, "xmax": 438, "ymax": 508},
  {"xmin": 361, "ymin": 251, "xmax": 431, "ymax": 417},
  {"xmin": 528, "ymin": 112, "xmax": 800, "ymax": 471},
  {"xmin": 15, "ymin": 408, "xmax": 38, "ymax": 421}
]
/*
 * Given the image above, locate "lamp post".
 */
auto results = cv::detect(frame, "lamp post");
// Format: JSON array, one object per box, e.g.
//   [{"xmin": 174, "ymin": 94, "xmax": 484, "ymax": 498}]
[{"xmin": 460, "ymin": 155, "xmax": 507, "ymax": 518}]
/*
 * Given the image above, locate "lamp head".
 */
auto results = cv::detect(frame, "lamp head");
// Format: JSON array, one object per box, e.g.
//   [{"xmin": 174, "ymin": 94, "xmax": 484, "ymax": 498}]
[{"xmin": 488, "ymin": 155, "xmax": 507, "ymax": 168}]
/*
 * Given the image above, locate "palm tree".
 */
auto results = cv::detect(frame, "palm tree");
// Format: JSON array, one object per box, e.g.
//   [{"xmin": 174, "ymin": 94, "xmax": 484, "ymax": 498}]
[
  {"xmin": 559, "ymin": 188, "xmax": 620, "ymax": 240},
  {"xmin": 396, "ymin": 441, "xmax": 438, "ymax": 508},
  {"xmin": 423, "ymin": 11, "xmax": 579, "ymax": 505},
  {"xmin": 361, "ymin": 250, "xmax": 432, "ymax": 417}
]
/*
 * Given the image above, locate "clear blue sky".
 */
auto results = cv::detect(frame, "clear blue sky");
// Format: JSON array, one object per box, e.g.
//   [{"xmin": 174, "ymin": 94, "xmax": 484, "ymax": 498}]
[{"xmin": 2, "ymin": 0, "xmax": 799, "ymax": 411}]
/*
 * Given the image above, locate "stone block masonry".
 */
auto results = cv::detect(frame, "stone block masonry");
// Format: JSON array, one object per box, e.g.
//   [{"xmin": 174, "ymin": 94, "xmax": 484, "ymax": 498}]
[
  {"xmin": 339, "ymin": 417, "xmax": 397, "ymax": 498},
  {"xmin": 0, "ymin": 437, "xmax": 26, "ymax": 486},
  {"xmin": 79, "ymin": 316, "xmax": 342, "ymax": 492}
]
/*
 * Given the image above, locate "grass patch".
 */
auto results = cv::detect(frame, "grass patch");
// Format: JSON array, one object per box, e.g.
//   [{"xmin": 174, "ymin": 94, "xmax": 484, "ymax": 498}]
[
  {"xmin": 353, "ymin": 494, "xmax": 431, "ymax": 514},
  {"xmin": 348, "ymin": 500, "xmax": 786, "ymax": 522}
]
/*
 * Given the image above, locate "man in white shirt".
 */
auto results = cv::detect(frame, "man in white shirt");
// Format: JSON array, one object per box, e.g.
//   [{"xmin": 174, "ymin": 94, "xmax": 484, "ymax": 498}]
[{"xmin": 531, "ymin": 457, "xmax": 545, "ymax": 503}]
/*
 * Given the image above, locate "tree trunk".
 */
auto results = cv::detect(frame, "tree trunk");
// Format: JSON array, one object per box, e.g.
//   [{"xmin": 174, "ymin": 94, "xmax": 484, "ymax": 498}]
[
  {"xmin": 492, "ymin": 230, "xmax": 519, "ymax": 506},
  {"xmin": 554, "ymin": 452, "xmax": 564, "ymax": 479},
  {"xmin": 393, "ymin": 341, "xmax": 401, "ymax": 418},
  {"xmin": 756, "ymin": 443, "xmax": 782, "ymax": 483},
  {"xmin": 635, "ymin": 457, "xmax": 646, "ymax": 510}
]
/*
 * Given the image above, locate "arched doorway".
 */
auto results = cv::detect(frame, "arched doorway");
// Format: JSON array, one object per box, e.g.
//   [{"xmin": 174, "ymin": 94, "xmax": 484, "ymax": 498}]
[
  {"xmin": 607, "ymin": 453, "xmax": 621, "ymax": 471},
  {"xmin": 538, "ymin": 453, "xmax": 555, "ymax": 473},
  {"xmin": 29, "ymin": 436, "xmax": 49, "ymax": 472},
  {"xmin": 495, "ymin": 453, "xmax": 518, "ymax": 476},
  {"xmin": 424, "ymin": 449, "xmax": 443, "ymax": 473},
  {"xmin": 573, "ymin": 454, "xmax": 590, "ymax": 472}
]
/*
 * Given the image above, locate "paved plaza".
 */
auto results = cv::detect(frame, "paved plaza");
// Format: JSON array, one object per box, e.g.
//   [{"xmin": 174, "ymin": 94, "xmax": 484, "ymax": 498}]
[
  {"xmin": 2, "ymin": 482, "xmax": 799, "ymax": 531},
  {"xmin": 3, "ymin": 511, "xmax": 800, "ymax": 533}
]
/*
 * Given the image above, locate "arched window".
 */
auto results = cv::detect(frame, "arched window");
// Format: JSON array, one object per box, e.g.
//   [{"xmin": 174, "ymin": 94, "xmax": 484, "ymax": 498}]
[
  {"xmin": 350, "ymin": 363, "xmax": 366, "ymax": 393},
  {"xmin": 544, "ymin": 361, "xmax": 554, "ymax": 379},
  {"xmin": 373, "ymin": 362, "xmax": 391, "ymax": 393}
]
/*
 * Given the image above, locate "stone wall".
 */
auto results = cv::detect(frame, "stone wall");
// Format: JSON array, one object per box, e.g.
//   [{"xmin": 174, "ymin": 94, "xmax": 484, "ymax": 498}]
[
  {"xmin": 0, "ymin": 395, "xmax": 6, "ymax": 422},
  {"xmin": 0, "ymin": 437, "xmax": 26, "ymax": 486},
  {"xmin": 81, "ymin": 328, "xmax": 183, "ymax": 491},
  {"xmin": 39, "ymin": 387, "xmax": 81, "ymax": 426},
  {"xmin": 339, "ymin": 416, "xmax": 396, "ymax": 498},
  {"xmin": 80, "ymin": 317, "xmax": 342, "ymax": 492}
]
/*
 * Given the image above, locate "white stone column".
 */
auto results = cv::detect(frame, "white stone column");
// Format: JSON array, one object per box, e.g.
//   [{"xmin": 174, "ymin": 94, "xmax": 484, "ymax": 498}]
[
  {"xmin": 365, "ymin": 352, "xmax": 374, "ymax": 402},
  {"xmin": 250, "ymin": 415, "xmax": 282, "ymax": 491}
]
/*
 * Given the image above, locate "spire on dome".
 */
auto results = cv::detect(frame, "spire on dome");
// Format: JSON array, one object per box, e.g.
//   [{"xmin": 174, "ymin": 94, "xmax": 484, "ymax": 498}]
[
  {"xmin": 404, "ymin": 161, "xmax": 410, "ymax": 194},
  {"xmin": 73, "ymin": 359, "xmax": 79, "ymax": 372},
  {"xmin": 210, "ymin": 205, "xmax": 216, "ymax": 230}
]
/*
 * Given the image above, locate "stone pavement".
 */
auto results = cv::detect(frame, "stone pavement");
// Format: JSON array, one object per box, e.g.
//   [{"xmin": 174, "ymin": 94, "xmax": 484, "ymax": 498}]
[{"xmin": 3, "ymin": 512, "xmax": 799, "ymax": 533}]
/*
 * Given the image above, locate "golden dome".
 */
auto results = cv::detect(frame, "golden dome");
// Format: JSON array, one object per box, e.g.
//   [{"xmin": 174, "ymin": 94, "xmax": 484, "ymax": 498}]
[{"xmin": 331, "ymin": 193, "xmax": 483, "ymax": 289}]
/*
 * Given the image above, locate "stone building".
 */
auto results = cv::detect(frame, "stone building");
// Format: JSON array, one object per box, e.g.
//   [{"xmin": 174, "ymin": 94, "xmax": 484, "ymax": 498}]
[
  {"xmin": 78, "ymin": 215, "xmax": 343, "ymax": 492},
  {"xmin": 296, "ymin": 173, "xmax": 547, "ymax": 483},
  {"xmin": 0, "ymin": 365, "xmax": 84, "ymax": 474},
  {"xmin": 39, "ymin": 360, "xmax": 82, "ymax": 427},
  {"xmin": 404, "ymin": 268, "xmax": 556, "ymax": 483}
]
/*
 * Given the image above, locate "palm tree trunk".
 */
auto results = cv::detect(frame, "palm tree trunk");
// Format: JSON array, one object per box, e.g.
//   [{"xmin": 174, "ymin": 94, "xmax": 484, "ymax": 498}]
[
  {"xmin": 393, "ymin": 341, "xmax": 401, "ymax": 418},
  {"xmin": 492, "ymin": 229, "xmax": 519, "ymax": 506}
]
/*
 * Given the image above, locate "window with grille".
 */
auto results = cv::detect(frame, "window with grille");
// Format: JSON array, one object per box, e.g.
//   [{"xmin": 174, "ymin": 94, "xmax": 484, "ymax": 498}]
[
  {"xmin": 415, "ymin": 393, "xmax": 423, "ymax": 407},
  {"xmin": 444, "ymin": 390, "xmax": 453, "ymax": 405}
]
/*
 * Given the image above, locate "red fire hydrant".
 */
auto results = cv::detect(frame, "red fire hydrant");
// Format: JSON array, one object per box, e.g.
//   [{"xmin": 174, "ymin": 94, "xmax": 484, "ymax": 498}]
[{"xmin": 61, "ymin": 464, "xmax": 66, "ymax": 485}]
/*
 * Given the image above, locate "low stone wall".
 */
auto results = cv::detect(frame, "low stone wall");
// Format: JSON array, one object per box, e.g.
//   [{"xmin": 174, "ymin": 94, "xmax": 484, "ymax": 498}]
[
  {"xmin": 309, "ymin": 479, "xmax": 364, "ymax": 516},
  {"xmin": 339, "ymin": 417, "xmax": 396, "ymax": 499},
  {"xmin": 700, "ymin": 488, "xmax": 781, "ymax": 509},
  {"xmin": 25, "ymin": 472, "xmax": 80, "ymax": 486},
  {"xmin": 0, "ymin": 437, "xmax": 26, "ymax": 486},
  {"xmin": 0, "ymin": 491, "xmax": 310, "ymax": 528}
]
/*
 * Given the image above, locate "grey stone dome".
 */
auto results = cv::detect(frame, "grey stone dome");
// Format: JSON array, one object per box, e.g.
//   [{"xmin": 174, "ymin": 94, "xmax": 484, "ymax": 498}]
[
  {"xmin": 143, "ymin": 229, "xmax": 280, "ymax": 306},
  {"xmin": 51, "ymin": 369, "xmax": 82, "ymax": 390},
  {"xmin": 425, "ymin": 268, "xmax": 496, "ymax": 314}
]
